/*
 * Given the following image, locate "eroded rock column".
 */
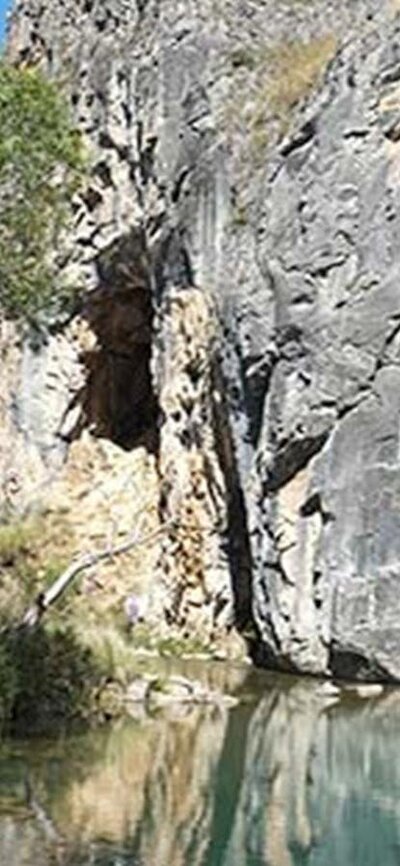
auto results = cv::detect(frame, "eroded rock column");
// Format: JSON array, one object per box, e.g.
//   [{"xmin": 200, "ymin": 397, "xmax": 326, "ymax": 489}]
[{"xmin": 154, "ymin": 287, "xmax": 232, "ymax": 640}]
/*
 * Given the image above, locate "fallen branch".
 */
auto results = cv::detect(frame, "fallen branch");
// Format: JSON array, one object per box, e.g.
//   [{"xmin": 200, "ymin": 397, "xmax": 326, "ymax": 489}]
[{"xmin": 20, "ymin": 522, "xmax": 171, "ymax": 629}]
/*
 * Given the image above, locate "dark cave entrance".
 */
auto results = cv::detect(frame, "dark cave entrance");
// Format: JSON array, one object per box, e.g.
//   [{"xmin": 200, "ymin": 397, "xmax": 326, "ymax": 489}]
[{"xmin": 78, "ymin": 231, "xmax": 158, "ymax": 452}]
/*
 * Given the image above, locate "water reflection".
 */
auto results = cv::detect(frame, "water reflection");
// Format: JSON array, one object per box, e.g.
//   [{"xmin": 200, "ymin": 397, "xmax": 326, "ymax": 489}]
[{"xmin": 1, "ymin": 671, "xmax": 400, "ymax": 866}]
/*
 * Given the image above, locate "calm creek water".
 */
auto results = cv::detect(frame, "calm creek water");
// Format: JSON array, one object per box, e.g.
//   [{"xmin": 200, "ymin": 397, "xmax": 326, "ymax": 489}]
[{"xmin": 0, "ymin": 658, "xmax": 400, "ymax": 866}]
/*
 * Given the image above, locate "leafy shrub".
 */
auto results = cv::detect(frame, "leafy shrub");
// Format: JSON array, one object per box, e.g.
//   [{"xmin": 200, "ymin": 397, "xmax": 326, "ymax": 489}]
[
  {"xmin": 0, "ymin": 521, "xmax": 35, "ymax": 567},
  {"xmin": 0, "ymin": 62, "xmax": 83, "ymax": 326},
  {"xmin": 0, "ymin": 623, "xmax": 103, "ymax": 732},
  {"xmin": 10, "ymin": 625, "xmax": 99, "ymax": 730}
]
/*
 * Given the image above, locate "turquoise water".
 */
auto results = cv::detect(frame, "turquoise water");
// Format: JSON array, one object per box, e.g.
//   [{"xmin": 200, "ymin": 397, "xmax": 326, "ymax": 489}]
[{"xmin": 0, "ymin": 664, "xmax": 399, "ymax": 866}]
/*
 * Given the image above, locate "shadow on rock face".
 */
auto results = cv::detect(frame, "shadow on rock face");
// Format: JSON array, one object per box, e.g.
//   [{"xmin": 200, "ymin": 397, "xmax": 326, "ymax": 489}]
[{"xmin": 69, "ymin": 230, "xmax": 159, "ymax": 453}]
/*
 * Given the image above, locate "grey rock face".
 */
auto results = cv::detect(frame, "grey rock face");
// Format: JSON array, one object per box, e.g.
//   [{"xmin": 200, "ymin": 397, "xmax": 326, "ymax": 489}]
[
  {"xmin": 244, "ymin": 14, "xmax": 400, "ymax": 679},
  {"xmin": 7, "ymin": 0, "xmax": 400, "ymax": 676}
]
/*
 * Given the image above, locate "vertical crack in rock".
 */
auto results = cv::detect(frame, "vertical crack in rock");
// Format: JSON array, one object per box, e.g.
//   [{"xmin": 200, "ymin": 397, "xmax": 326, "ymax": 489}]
[{"xmin": 211, "ymin": 361, "xmax": 255, "ymax": 633}]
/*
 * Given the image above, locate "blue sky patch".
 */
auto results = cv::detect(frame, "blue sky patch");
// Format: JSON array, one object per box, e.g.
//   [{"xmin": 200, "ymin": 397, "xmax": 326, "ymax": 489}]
[{"xmin": 0, "ymin": 0, "xmax": 12, "ymax": 44}]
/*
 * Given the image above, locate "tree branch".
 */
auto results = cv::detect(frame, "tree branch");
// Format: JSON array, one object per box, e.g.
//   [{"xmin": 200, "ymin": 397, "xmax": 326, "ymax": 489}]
[{"xmin": 20, "ymin": 522, "xmax": 170, "ymax": 630}]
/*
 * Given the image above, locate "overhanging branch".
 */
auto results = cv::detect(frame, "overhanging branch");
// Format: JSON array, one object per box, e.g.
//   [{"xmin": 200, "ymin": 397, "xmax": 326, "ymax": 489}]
[{"xmin": 20, "ymin": 522, "xmax": 171, "ymax": 629}]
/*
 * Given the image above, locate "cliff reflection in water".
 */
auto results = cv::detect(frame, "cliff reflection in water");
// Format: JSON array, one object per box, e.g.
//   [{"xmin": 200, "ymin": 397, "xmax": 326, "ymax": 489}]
[{"xmin": 1, "ymin": 672, "xmax": 400, "ymax": 866}]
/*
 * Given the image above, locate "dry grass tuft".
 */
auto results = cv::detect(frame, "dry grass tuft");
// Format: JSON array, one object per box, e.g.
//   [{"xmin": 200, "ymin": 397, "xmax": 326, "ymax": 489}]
[
  {"xmin": 224, "ymin": 33, "xmax": 337, "ymax": 208},
  {"xmin": 267, "ymin": 35, "xmax": 337, "ymax": 127}
]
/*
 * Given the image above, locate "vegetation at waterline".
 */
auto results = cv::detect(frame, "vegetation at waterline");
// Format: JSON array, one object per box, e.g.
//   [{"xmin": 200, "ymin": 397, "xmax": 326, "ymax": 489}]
[
  {"xmin": 0, "ymin": 626, "xmax": 99, "ymax": 731},
  {"xmin": 0, "ymin": 518, "xmax": 97, "ymax": 730},
  {"xmin": 0, "ymin": 62, "xmax": 83, "ymax": 326},
  {"xmin": 0, "ymin": 517, "xmax": 213, "ymax": 732}
]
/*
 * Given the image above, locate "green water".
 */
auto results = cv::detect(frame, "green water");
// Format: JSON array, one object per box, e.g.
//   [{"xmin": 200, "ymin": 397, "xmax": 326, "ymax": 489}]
[{"xmin": 1, "ymin": 661, "xmax": 400, "ymax": 866}]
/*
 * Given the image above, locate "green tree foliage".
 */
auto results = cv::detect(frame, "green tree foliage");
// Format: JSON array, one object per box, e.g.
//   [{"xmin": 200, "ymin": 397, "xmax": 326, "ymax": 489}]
[{"xmin": 0, "ymin": 63, "xmax": 83, "ymax": 326}]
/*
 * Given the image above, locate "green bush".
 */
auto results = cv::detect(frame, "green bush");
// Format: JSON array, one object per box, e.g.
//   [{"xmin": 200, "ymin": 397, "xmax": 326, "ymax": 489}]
[
  {"xmin": 11, "ymin": 625, "xmax": 99, "ymax": 729},
  {"xmin": 0, "ymin": 521, "xmax": 35, "ymax": 567},
  {"xmin": 0, "ymin": 624, "xmax": 103, "ymax": 732},
  {"xmin": 0, "ymin": 62, "xmax": 83, "ymax": 326},
  {"xmin": 0, "ymin": 635, "xmax": 18, "ymax": 725}
]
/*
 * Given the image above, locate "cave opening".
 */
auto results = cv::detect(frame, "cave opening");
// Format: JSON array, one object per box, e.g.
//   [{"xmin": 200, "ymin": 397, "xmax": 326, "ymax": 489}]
[{"xmin": 78, "ymin": 230, "xmax": 159, "ymax": 453}]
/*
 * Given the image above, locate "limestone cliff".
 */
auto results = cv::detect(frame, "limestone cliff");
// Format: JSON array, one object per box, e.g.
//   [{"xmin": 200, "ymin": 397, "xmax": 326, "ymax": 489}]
[{"xmin": 4, "ymin": 0, "xmax": 400, "ymax": 677}]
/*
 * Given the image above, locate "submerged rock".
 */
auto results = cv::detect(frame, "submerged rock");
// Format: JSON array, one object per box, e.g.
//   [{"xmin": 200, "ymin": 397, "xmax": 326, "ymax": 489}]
[
  {"xmin": 316, "ymin": 682, "xmax": 341, "ymax": 699},
  {"xmin": 354, "ymin": 684, "xmax": 385, "ymax": 699},
  {"xmin": 126, "ymin": 674, "xmax": 239, "ymax": 709}
]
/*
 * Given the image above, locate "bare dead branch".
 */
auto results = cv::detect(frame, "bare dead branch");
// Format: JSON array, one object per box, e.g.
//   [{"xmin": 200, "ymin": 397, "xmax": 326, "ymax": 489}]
[{"xmin": 20, "ymin": 522, "xmax": 171, "ymax": 630}]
